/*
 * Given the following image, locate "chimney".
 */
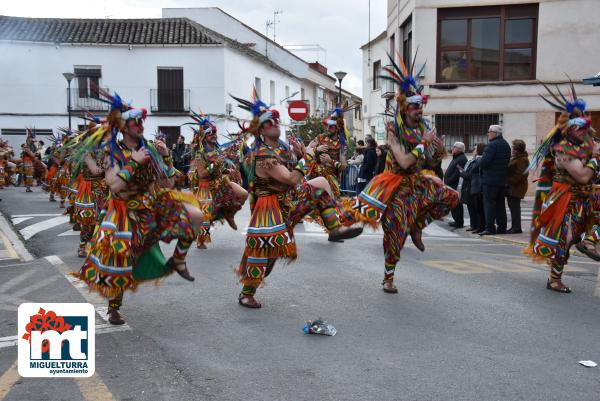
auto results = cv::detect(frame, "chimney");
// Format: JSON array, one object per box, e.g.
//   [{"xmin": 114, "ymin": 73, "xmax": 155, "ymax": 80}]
[{"xmin": 309, "ymin": 62, "xmax": 328, "ymax": 75}]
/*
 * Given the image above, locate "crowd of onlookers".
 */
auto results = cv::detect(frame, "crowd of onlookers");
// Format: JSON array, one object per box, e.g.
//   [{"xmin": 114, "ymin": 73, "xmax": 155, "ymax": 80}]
[{"xmin": 348, "ymin": 124, "xmax": 530, "ymax": 235}]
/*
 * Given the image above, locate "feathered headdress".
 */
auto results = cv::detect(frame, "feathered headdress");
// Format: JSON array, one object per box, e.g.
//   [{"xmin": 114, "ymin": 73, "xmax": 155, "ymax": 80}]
[
  {"xmin": 183, "ymin": 109, "xmax": 219, "ymax": 157},
  {"xmin": 323, "ymin": 103, "xmax": 357, "ymax": 147},
  {"xmin": 527, "ymin": 80, "xmax": 593, "ymax": 172},
  {"xmin": 230, "ymin": 86, "xmax": 280, "ymax": 140},
  {"xmin": 379, "ymin": 48, "xmax": 427, "ymax": 112},
  {"xmin": 25, "ymin": 127, "xmax": 36, "ymax": 140},
  {"xmin": 379, "ymin": 49, "xmax": 428, "ymax": 146},
  {"xmin": 93, "ymin": 87, "xmax": 147, "ymax": 131}
]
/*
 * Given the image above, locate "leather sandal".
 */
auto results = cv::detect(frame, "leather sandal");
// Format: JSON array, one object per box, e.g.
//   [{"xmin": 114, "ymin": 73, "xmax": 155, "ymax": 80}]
[
  {"xmin": 382, "ymin": 281, "xmax": 398, "ymax": 294},
  {"xmin": 328, "ymin": 226, "xmax": 363, "ymax": 242},
  {"xmin": 546, "ymin": 279, "xmax": 571, "ymax": 294},
  {"xmin": 107, "ymin": 308, "xmax": 125, "ymax": 325},
  {"xmin": 167, "ymin": 257, "xmax": 195, "ymax": 282},
  {"xmin": 238, "ymin": 293, "xmax": 261, "ymax": 308},
  {"xmin": 575, "ymin": 240, "xmax": 600, "ymax": 262},
  {"xmin": 410, "ymin": 229, "xmax": 425, "ymax": 252},
  {"xmin": 225, "ymin": 215, "xmax": 238, "ymax": 230}
]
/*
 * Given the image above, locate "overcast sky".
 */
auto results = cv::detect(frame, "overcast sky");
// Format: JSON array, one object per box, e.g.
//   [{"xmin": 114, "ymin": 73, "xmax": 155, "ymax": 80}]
[{"xmin": 1, "ymin": 0, "xmax": 387, "ymax": 95}]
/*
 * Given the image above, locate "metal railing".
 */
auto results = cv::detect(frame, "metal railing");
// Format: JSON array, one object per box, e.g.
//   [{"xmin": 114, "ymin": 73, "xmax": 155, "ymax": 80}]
[
  {"xmin": 150, "ymin": 89, "xmax": 190, "ymax": 113},
  {"xmin": 70, "ymin": 88, "xmax": 110, "ymax": 112},
  {"xmin": 340, "ymin": 164, "xmax": 360, "ymax": 195}
]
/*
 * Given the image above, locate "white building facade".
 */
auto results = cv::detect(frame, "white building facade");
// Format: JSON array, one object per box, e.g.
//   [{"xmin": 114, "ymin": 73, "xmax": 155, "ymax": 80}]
[
  {"xmin": 363, "ymin": 0, "xmax": 600, "ymax": 154},
  {"xmin": 164, "ymin": 7, "xmax": 362, "ymax": 141},
  {"xmin": 361, "ymin": 31, "xmax": 388, "ymax": 143},
  {"xmin": 0, "ymin": 16, "xmax": 302, "ymax": 149}
]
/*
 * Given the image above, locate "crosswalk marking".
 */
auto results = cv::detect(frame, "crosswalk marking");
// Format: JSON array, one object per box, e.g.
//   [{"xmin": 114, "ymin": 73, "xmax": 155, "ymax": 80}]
[
  {"xmin": 11, "ymin": 213, "xmax": 62, "ymax": 218},
  {"xmin": 58, "ymin": 229, "xmax": 78, "ymax": 236},
  {"xmin": 19, "ymin": 215, "xmax": 69, "ymax": 240},
  {"xmin": 10, "ymin": 217, "xmax": 32, "ymax": 225}
]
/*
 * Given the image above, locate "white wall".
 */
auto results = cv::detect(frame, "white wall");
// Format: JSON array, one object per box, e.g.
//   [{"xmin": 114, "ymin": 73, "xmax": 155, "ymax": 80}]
[
  {"xmin": 222, "ymin": 47, "xmax": 302, "ymax": 139},
  {"xmin": 0, "ymin": 41, "xmax": 227, "ymax": 145},
  {"xmin": 163, "ymin": 7, "xmax": 309, "ymax": 79},
  {"xmin": 361, "ymin": 34, "xmax": 388, "ymax": 143}
]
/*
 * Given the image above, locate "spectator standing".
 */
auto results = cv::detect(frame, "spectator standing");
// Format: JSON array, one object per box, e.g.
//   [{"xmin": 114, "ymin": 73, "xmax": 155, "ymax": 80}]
[
  {"xmin": 460, "ymin": 143, "xmax": 486, "ymax": 233},
  {"xmin": 172, "ymin": 135, "xmax": 187, "ymax": 172},
  {"xmin": 505, "ymin": 139, "xmax": 529, "ymax": 234},
  {"xmin": 374, "ymin": 145, "xmax": 388, "ymax": 175},
  {"xmin": 444, "ymin": 142, "xmax": 468, "ymax": 228},
  {"xmin": 479, "ymin": 125, "xmax": 511, "ymax": 235},
  {"xmin": 356, "ymin": 137, "xmax": 377, "ymax": 194}
]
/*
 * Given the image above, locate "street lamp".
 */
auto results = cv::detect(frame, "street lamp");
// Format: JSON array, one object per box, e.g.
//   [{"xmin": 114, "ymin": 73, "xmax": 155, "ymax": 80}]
[
  {"xmin": 334, "ymin": 71, "xmax": 347, "ymax": 105},
  {"xmin": 279, "ymin": 90, "xmax": 300, "ymax": 104},
  {"xmin": 62, "ymin": 72, "xmax": 75, "ymax": 130}
]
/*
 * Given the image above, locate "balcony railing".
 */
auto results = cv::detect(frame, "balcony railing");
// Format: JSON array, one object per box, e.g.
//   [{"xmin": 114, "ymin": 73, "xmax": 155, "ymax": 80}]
[
  {"xmin": 70, "ymin": 87, "xmax": 110, "ymax": 112},
  {"xmin": 381, "ymin": 79, "xmax": 395, "ymax": 99},
  {"xmin": 150, "ymin": 89, "xmax": 190, "ymax": 113}
]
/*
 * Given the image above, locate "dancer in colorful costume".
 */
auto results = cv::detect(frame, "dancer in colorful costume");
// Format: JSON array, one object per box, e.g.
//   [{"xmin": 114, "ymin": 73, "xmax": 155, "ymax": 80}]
[
  {"xmin": 186, "ymin": 111, "xmax": 248, "ymax": 249},
  {"xmin": 306, "ymin": 105, "xmax": 356, "ymax": 198},
  {"xmin": 345, "ymin": 53, "xmax": 458, "ymax": 294},
  {"xmin": 68, "ymin": 120, "xmax": 110, "ymax": 257},
  {"xmin": 524, "ymin": 82, "xmax": 599, "ymax": 293},
  {"xmin": 232, "ymin": 89, "xmax": 363, "ymax": 308},
  {"xmin": 73, "ymin": 89, "xmax": 204, "ymax": 324},
  {"xmin": 21, "ymin": 128, "xmax": 38, "ymax": 192}
]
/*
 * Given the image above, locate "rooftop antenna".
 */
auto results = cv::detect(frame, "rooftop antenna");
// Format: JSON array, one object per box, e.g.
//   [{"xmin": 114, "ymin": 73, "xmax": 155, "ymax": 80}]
[
  {"xmin": 273, "ymin": 10, "xmax": 283, "ymax": 43},
  {"xmin": 368, "ymin": 0, "xmax": 371, "ymax": 66},
  {"xmin": 265, "ymin": 19, "xmax": 274, "ymax": 58}
]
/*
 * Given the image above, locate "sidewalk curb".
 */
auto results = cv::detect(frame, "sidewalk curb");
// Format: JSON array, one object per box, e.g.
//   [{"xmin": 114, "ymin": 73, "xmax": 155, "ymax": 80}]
[{"xmin": 0, "ymin": 210, "xmax": 34, "ymax": 261}]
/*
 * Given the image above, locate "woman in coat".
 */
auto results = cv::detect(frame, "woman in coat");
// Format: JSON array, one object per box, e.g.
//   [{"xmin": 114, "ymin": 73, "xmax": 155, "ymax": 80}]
[{"xmin": 505, "ymin": 139, "xmax": 529, "ymax": 234}]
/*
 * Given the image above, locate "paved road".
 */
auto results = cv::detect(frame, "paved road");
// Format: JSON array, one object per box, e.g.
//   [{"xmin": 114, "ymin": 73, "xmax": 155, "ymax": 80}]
[{"xmin": 0, "ymin": 187, "xmax": 599, "ymax": 401}]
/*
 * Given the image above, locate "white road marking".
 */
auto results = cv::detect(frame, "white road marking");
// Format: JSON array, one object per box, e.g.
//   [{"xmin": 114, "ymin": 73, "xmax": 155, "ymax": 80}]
[
  {"xmin": 45, "ymin": 255, "xmax": 131, "ymax": 327},
  {"xmin": 0, "ymin": 323, "xmax": 130, "ymax": 349},
  {"xmin": 0, "ymin": 268, "xmax": 37, "ymax": 293},
  {"xmin": 11, "ymin": 275, "xmax": 59, "ymax": 298},
  {"xmin": 10, "ymin": 217, "xmax": 32, "ymax": 225},
  {"xmin": 20, "ymin": 215, "xmax": 69, "ymax": 240},
  {"xmin": 58, "ymin": 229, "xmax": 78, "ymax": 236},
  {"xmin": 423, "ymin": 223, "xmax": 459, "ymax": 237},
  {"xmin": 11, "ymin": 213, "xmax": 62, "ymax": 218}
]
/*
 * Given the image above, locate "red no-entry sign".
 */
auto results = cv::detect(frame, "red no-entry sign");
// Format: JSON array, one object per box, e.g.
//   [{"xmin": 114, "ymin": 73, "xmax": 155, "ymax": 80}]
[{"xmin": 288, "ymin": 100, "xmax": 309, "ymax": 121}]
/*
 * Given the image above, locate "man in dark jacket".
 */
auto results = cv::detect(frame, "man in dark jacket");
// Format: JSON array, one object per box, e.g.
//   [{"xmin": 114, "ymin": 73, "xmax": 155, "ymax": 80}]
[
  {"xmin": 444, "ymin": 141, "xmax": 468, "ymax": 228},
  {"xmin": 479, "ymin": 125, "xmax": 511, "ymax": 235},
  {"xmin": 356, "ymin": 137, "xmax": 377, "ymax": 194}
]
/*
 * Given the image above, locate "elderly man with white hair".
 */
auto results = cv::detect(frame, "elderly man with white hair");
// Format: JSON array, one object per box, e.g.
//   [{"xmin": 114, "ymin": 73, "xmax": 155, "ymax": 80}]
[
  {"xmin": 444, "ymin": 141, "xmax": 468, "ymax": 228},
  {"xmin": 478, "ymin": 124, "xmax": 511, "ymax": 235}
]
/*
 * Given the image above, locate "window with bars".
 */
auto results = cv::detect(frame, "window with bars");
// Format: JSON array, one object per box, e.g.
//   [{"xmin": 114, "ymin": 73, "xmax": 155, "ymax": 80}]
[
  {"xmin": 434, "ymin": 113, "xmax": 500, "ymax": 151},
  {"xmin": 437, "ymin": 4, "xmax": 538, "ymax": 82}
]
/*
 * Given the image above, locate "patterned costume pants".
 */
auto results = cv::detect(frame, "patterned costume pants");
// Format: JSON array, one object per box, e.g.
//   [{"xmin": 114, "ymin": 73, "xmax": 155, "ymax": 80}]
[
  {"xmin": 382, "ymin": 177, "xmax": 458, "ymax": 283},
  {"xmin": 240, "ymin": 183, "xmax": 341, "ymax": 296},
  {"xmin": 23, "ymin": 162, "xmax": 33, "ymax": 187}
]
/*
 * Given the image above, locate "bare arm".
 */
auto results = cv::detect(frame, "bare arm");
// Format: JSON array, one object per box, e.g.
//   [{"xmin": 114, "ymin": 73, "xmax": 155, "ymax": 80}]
[
  {"xmin": 104, "ymin": 148, "xmax": 151, "ymax": 195},
  {"xmin": 386, "ymin": 125, "xmax": 418, "ymax": 170},
  {"xmin": 84, "ymin": 154, "xmax": 103, "ymax": 176},
  {"xmin": 556, "ymin": 154, "xmax": 595, "ymax": 184},
  {"xmin": 104, "ymin": 158, "xmax": 128, "ymax": 195}
]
